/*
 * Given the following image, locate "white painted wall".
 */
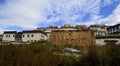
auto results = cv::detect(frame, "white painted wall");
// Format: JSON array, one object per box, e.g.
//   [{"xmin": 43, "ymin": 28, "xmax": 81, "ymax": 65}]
[
  {"xmin": 2, "ymin": 34, "xmax": 16, "ymax": 42},
  {"xmin": 96, "ymin": 38, "xmax": 120, "ymax": 45},
  {"xmin": 22, "ymin": 33, "xmax": 47, "ymax": 42},
  {"xmin": 45, "ymin": 29, "xmax": 51, "ymax": 41}
]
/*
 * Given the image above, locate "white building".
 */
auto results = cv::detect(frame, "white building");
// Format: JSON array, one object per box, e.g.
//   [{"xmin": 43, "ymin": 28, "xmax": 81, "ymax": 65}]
[
  {"xmin": 37, "ymin": 24, "xmax": 88, "ymax": 41},
  {"xmin": 22, "ymin": 30, "xmax": 47, "ymax": 42},
  {"xmin": 37, "ymin": 26, "xmax": 58, "ymax": 41},
  {"xmin": 89, "ymin": 24, "xmax": 107, "ymax": 36},
  {"xmin": 107, "ymin": 23, "xmax": 120, "ymax": 34},
  {"xmin": 96, "ymin": 36, "xmax": 120, "ymax": 46},
  {"xmin": 2, "ymin": 31, "xmax": 17, "ymax": 42},
  {"xmin": 2, "ymin": 30, "xmax": 47, "ymax": 42}
]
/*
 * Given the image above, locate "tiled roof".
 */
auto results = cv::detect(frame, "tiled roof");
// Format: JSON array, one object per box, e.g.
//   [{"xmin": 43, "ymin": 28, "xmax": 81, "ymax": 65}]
[
  {"xmin": 4, "ymin": 31, "xmax": 17, "ymax": 34},
  {"xmin": 90, "ymin": 24, "xmax": 105, "ymax": 27},
  {"xmin": 22, "ymin": 30, "xmax": 47, "ymax": 35}
]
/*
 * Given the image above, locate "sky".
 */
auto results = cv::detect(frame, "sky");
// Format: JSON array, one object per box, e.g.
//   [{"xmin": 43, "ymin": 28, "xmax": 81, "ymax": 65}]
[{"xmin": 0, "ymin": 0, "xmax": 120, "ymax": 33}]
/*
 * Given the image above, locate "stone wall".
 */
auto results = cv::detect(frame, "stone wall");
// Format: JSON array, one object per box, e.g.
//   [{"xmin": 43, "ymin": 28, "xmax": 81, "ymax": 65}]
[{"xmin": 50, "ymin": 30, "xmax": 96, "ymax": 46}]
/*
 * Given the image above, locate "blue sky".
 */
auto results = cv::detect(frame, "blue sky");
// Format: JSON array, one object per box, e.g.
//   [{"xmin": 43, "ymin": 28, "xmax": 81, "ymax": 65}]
[{"xmin": 0, "ymin": 0, "xmax": 120, "ymax": 33}]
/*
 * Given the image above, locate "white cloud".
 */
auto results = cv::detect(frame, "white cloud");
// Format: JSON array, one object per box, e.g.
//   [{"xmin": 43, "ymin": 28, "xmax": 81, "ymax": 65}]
[
  {"xmin": 102, "ymin": 0, "xmax": 119, "ymax": 7},
  {"xmin": 0, "ymin": 26, "xmax": 4, "ymax": 34},
  {"xmin": 0, "ymin": 0, "xmax": 49, "ymax": 28},
  {"xmin": 96, "ymin": 4, "xmax": 120, "ymax": 25},
  {"xmin": 0, "ymin": 0, "xmax": 120, "ymax": 34},
  {"xmin": 108, "ymin": 4, "xmax": 120, "ymax": 24}
]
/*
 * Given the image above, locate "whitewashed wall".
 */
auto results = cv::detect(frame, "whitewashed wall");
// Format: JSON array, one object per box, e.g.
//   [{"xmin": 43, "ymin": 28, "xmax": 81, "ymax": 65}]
[
  {"xmin": 2, "ymin": 34, "xmax": 16, "ymax": 42},
  {"xmin": 96, "ymin": 38, "xmax": 120, "ymax": 45},
  {"xmin": 22, "ymin": 33, "xmax": 47, "ymax": 42}
]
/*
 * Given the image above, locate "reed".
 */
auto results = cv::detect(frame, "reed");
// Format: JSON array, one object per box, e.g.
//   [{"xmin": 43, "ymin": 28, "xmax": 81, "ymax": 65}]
[{"xmin": 0, "ymin": 43, "xmax": 119, "ymax": 66}]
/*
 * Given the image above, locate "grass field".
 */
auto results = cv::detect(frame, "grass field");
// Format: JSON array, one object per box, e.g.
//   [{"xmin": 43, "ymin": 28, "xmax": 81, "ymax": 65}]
[{"xmin": 0, "ymin": 42, "xmax": 120, "ymax": 66}]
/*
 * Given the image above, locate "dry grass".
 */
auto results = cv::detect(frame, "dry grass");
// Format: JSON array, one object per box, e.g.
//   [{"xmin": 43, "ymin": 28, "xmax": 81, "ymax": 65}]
[{"xmin": 0, "ymin": 43, "xmax": 120, "ymax": 66}]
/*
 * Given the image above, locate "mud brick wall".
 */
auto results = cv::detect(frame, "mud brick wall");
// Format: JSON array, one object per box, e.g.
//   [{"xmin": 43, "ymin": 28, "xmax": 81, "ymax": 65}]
[{"xmin": 50, "ymin": 30, "xmax": 96, "ymax": 46}]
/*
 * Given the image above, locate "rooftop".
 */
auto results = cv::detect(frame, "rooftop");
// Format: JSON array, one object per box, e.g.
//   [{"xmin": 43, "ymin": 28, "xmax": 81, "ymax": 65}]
[
  {"xmin": 107, "ymin": 23, "xmax": 120, "ymax": 29},
  {"xmin": 22, "ymin": 30, "xmax": 47, "ymax": 35},
  {"xmin": 4, "ymin": 31, "xmax": 17, "ymax": 34},
  {"xmin": 89, "ymin": 24, "xmax": 106, "ymax": 27},
  {"xmin": 3, "ymin": 30, "xmax": 47, "ymax": 35}
]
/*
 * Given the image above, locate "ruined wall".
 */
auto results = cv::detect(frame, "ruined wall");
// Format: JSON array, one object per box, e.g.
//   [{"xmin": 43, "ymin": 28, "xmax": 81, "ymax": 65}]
[{"xmin": 50, "ymin": 30, "xmax": 96, "ymax": 46}]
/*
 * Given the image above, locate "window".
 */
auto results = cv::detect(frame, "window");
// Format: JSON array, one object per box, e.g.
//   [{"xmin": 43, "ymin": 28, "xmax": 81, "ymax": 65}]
[
  {"xmin": 6, "ymin": 35, "xmax": 8, "ymax": 37},
  {"xmin": 31, "ymin": 34, "xmax": 34, "ymax": 37},
  {"xmin": 23, "ymin": 35, "xmax": 24, "ymax": 37},
  {"xmin": 9, "ymin": 35, "xmax": 10, "ymax": 37},
  {"xmin": 13, "ymin": 35, "xmax": 15, "ymax": 37},
  {"xmin": 27, "ymin": 35, "xmax": 29, "ymax": 37}
]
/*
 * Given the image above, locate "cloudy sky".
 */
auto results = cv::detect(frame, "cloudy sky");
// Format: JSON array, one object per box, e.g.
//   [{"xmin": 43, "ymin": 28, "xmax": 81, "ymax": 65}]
[{"xmin": 0, "ymin": 0, "xmax": 120, "ymax": 33}]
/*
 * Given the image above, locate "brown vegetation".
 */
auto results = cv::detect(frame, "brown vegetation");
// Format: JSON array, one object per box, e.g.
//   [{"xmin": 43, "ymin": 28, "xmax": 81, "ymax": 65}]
[{"xmin": 0, "ymin": 42, "xmax": 120, "ymax": 66}]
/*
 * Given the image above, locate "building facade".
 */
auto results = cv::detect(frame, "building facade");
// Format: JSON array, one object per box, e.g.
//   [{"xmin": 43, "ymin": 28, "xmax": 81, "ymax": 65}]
[
  {"xmin": 37, "ymin": 26, "xmax": 58, "ymax": 41},
  {"xmin": 96, "ymin": 36, "xmax": 120, "ymax": 45},
  {"xmin": 89, "ymin": 24, "xmax": 107, "ymax": 36},
  {"xmin": 60, "ymin": 24, "xmax": 87, "ymax": 30},
  {"xmin": 75, "ymin": 24, "xmax": 87, "ymax": 29},
  {"xmin": 50, "ymin": 30, "xmax": 95, "ymax": 46},
  {"xmin": 37, "ymin": 24, "xmax": 88, "ymax": 41},
  {"xmin": 2, "ymin": 31, "xmax": 17, "ymax": 42},
  {"xmin": 107, "ymin": 23, "xmax": 120, "ymax": 34},
  {"xmin": 15, "ymin": 32, "xmax": 22, "ymax": 42},
  {"xmin": 2, "ymin": 30, "xmax": 47, "ymax": 42},
  {"xmin": 22, "ymin": 30, "xmax": 47, "ymax": 42}
]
